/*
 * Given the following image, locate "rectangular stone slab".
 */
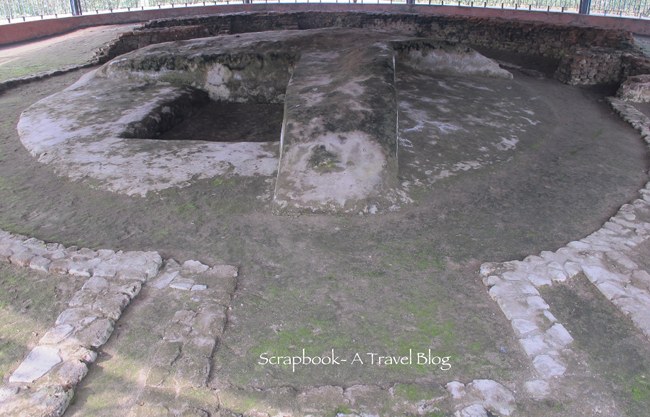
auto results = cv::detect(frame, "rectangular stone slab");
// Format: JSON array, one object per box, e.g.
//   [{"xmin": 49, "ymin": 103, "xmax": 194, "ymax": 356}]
[{"xmin": 273, "ymin": 40, "xmax": 398, "ymax": 214}]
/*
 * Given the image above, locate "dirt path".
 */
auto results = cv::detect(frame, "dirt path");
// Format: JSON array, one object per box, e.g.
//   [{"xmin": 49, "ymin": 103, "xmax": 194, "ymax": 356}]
[{"xmin": 0, "ymin": 24, "xmax": 138, "ymax": 82}]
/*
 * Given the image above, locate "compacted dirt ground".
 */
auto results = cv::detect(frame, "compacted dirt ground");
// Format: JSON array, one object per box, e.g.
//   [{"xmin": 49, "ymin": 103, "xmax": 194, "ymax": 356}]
[
  {"xmin": 1, "ymin": 25, "xmax": 650, "ymax": 417},
  {"xmin": 0, "ymin": 24, "xmax": 138, "ymax": 82}
]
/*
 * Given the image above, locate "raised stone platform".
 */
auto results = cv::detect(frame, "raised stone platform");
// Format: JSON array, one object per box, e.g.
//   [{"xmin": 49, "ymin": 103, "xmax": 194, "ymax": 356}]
[{"xmin": 17, "ymin": 28, "xmax": 515, "ymax": 213}]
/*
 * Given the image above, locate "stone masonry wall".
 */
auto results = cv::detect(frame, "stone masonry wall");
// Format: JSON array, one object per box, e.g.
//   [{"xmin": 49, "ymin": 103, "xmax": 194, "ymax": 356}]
[
  {"xmin": 622, "ymin": 51, "xmax": 650, "ymax": 78},
  {"xmin": 0, "ymin": 230, "xmax": 238, "ymax": 417},
  {"xmin": 555, "ymin": 47, "xmax": 625, "ymax": 85},
  {"xmin": 142, "ymin": 11, "xmax": 633, "ymax": 55},
  {"xmin": 96, "ymin": 11, "xmax": 643, "ymax": 86}
]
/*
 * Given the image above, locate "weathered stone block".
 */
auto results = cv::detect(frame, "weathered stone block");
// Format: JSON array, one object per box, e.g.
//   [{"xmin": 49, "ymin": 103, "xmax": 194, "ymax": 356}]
[
  {"xmin": 73, "ymin": 317, "xmax": 114, "ymax": 348},
  {"xmin": 617, "ymin": 74, "xmax": 650, "ymax": 102},
  {"xmin": 9, "ymin": 346, "xmax": 62, "ymax": 383}
]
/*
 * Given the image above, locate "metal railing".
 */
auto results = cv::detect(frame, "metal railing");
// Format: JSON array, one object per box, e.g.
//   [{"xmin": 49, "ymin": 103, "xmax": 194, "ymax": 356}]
[
  {"xmin": 1, "ymin": 0, "xmax": 648, "ymax": 23},
  {"xmin": 591, "ymin": 0, "xmax": 648, "ymax": 15}
]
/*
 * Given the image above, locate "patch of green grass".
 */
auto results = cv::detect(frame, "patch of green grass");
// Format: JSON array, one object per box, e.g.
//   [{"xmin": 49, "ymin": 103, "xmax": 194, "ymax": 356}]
[
  {"xmin": 219, "ymin": 390, "xmax": 264, "ymax": 413},
  {"xmin": 0, "ymin": 65, "xmax": 48, "ymax": 82},
  {"xmin": 76, "ymin": 390, "xmax": 116, "ymax": 413},
  {"xmin": 176, "ymin": 201, "xmax": 198, "ymax": 219},
  {"xmin": 468, "ymin": 341, "xmax": 483, "ymax": 354},
  {"xmin": 250, "ymin": 323, "xmax": 352, "ymax": 373},
  {"xmin": 177, "ymin": 201, "xmax": 197, "ymax": 213},
  {"xmin": 393, "ymin": 383, "xmax": 444, "ymax": 402},
  {"xmin": 412, "ymin": 250, "xmax": 444, "ymax": 271},
  {"xmin": 152, "ymin": 227, "xmax": 171, "ymax": 241},
  {"xmin": 263, "ymin": 282, "xmax": 304, "ymax": 301},
  {"xmin": 210, "ymin": 177, "xmax": 236, "ymax": 188},
  {"xmin": 0, "ymin": 338, "xmax": 26, "ymax": 379},
  {"xmin": 183, "ymin": 387, "xmax": 218, "ymax": 404},
  {"xmin": 631, "ymin": 375, "xmax": 650, "ymax": 403},
  {"xmin": 250, "ymin": 326, "xmax": 314, "ymax": 359},
  {"xmin": 378, "ymin": 244, "xmax": 445, "ymax": 272},
  {"xmin": 541, "ymin": 277, "xmax": 650, "ymax": 416},
  {"xmin": 403, "ymin": 302, "xmax": 456, "ymax": 346},
  {"xmin": 264, "ymin": 284, "xmax": 283, "ymax": 300},
  {"xmin": 0, "ymin": 267, "xmax": 85, "ymax": 379},
  {"xmin": 332, "ymin": 405, "xmax": 353, "ymax": 415},
  {"xmin": 394, "ymin": 383, "xmax": 425, "ymax": 401},
  {"xmin": 0, "ymin": 272, "xmax": 20, "ymax": 287},
  {"xmin": 364, "ymin": 299, "xmax": 457, "ymax": 376}
]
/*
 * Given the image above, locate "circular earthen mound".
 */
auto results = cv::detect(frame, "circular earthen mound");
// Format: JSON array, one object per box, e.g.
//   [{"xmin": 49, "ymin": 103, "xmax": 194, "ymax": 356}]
[
  {"xmin": 17, "ymin": 10, "xmax": 646, "ymax": 214},
  {"xmin": 17, "ymin": 27, "xmax": 526, "ymax": 214}
]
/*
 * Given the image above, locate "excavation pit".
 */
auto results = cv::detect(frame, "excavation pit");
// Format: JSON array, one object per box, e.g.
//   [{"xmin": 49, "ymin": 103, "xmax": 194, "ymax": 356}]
[
  {"xmin": 120, "ymin": 91, "xmax": 286, "ymax": 143},
  {"xmin": 158, "ymin": 101, "xmax": 284, "ymax": 143}
]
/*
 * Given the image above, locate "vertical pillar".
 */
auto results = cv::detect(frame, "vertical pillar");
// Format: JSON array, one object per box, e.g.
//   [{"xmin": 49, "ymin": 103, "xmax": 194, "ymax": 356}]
[
  {"xmin": 70, "ymin": 0, "xmax": 82, "ymax": 15},
  {"xmin": 579, "ymin": 0, "xmax": 591, "ymax": 14}
]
